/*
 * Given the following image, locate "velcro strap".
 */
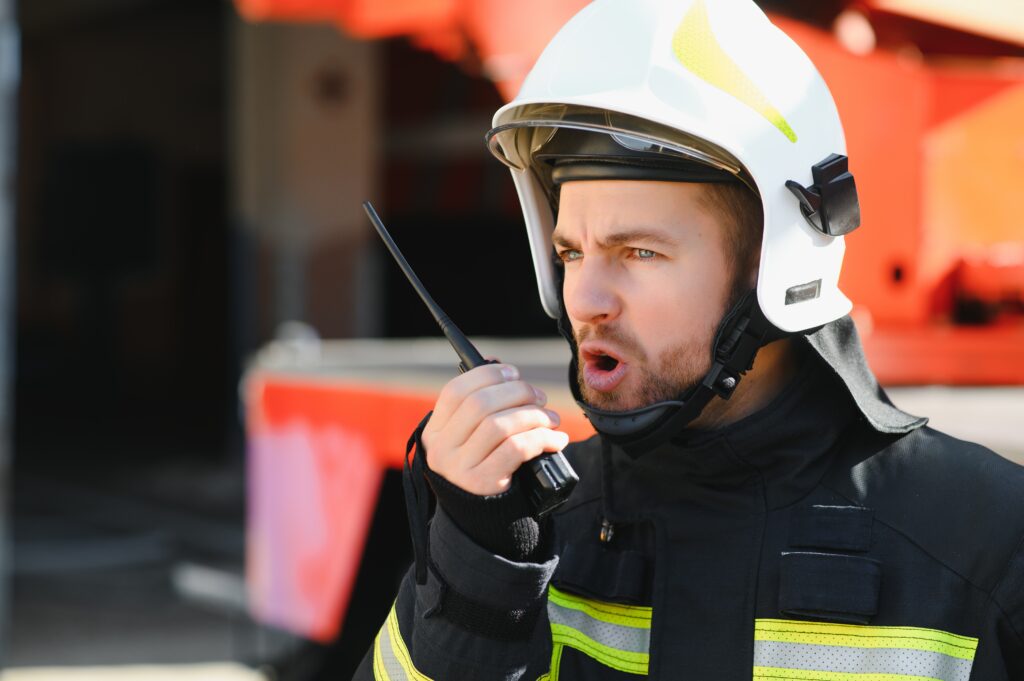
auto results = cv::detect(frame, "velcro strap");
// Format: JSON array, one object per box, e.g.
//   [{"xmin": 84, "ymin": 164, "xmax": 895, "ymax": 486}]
[
  {"xmin": 789, "ymin": 505, "xmax": 873, "ymax": 552},
  {"xmin": 779, "ymin": 552, "xmax": 881, "ymax": 625},
  {"xmin": 553, "ymin": 542, "xmax": 649, "ymax": 604},
  {"xmin": 437, "ymin": 580, "xmax": 544, "ymax": 641}
]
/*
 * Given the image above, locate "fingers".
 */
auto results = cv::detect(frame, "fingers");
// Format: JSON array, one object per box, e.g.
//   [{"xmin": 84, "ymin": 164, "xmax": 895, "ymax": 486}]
[
  {"xmin": 421, "ymin": 360, "xmax": 565, "ymax": 497},
  {"xmin": 429, "ymin": 363, "xmax": 519, "ymax": 428},
  {"xmin": 466, "ymin": 428, "xmax": 571, "ymax": 496},
  {"xmin": 457, "ymin": 405, "xmax": 561, "ymax": 469},
  {"xmin": 441, "ymin": 379, "xmax": 547, "ymax": 449}
]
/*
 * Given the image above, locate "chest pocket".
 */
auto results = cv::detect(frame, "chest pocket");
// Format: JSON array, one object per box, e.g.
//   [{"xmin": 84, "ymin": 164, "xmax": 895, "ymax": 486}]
[
  {"xmin": 540, "ymin": 585, "xmax": 652, "ymax": 679},
  {"xmin": 753, "ymin": 619, "xmax": 978, "ymax": 681}
]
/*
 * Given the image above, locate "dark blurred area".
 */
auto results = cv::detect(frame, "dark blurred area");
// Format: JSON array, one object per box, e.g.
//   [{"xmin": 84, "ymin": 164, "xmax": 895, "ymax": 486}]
[
  {"xmin": 7, "ymin": 0, "xmax": 546, "ymax": 676},
  {"xmin": 11, "ymin": 0, "xmax": 245, "ymax": 672},
  {"xmin": 16, "ymin": 1, "xmax": 230, "ymax": 468}
]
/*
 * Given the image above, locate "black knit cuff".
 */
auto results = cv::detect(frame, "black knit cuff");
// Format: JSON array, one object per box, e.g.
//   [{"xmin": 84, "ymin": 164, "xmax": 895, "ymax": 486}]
[{"xmin": 426, "ymin": 467, "xmax": 544, "ymax": 563}]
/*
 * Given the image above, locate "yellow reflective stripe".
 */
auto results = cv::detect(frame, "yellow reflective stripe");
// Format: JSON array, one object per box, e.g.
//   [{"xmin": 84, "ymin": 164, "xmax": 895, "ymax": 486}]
[
  {"xmin": 371, "ymin": 602, "xmax": 433, "ymax": 681},
  {"xmin": 756, "ymin": 619, "xmax": 979, "ymax": 661},
  {"xmin": 384, "ymin": 603, "xmax": 433, "ymax": 681},
  {"xmin": 550, "ymin": 623, "xmax": 649, "ymax": 675},
  {"xmin": 754, "ymin": 667, "xmax": 945, "ymax": 681},
  {"xmin": 672, "ymin": 0, "xmax": 798, "ymax": 143},
  {"xmin": 548, "ymin": 585, "xmax": 652, "ymax": 628},
  {"xmin": 372, "ymin": 622, "xmax": 391, "ymax": 681},
  {"xmin": 545, "ymin": 643, "xmax": 564, "ymax": 681}
]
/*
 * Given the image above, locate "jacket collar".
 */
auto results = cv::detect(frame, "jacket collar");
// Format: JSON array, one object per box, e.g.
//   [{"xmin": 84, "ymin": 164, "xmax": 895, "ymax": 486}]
[{"xmin": 601, "ymin": 316, "xmax": 926, "ymax": 517}]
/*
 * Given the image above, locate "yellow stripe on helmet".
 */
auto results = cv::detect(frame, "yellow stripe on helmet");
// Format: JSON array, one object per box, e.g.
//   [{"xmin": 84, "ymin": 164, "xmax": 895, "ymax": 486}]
[{"xmin": 672, "ymin": 0, "xmax": 798, "ymax": 143}]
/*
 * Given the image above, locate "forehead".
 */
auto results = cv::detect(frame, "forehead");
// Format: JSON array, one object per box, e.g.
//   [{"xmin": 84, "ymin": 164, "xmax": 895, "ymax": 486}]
[{"xmin": 553, "ymin": 180, "xmax": 720, "ymax": 243}]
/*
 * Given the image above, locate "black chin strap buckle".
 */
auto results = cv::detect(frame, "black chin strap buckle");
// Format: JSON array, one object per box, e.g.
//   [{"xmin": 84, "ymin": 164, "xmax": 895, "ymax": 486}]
[
  {"xmin": 785, "ymin": 153, "xmax": 860, "ymax": 237},
  {"xmin": 705, "ymin": 363, "xmax": 739, "ymax": 399},
  {"xmin": 708, "ymin": 291, "xmax": 782, "ymax": 400}
]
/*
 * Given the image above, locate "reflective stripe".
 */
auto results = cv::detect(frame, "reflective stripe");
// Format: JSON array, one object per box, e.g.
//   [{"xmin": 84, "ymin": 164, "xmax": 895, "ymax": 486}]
[
  {"xmin": 672, "ymin": 0, "xmax": 798, "ymax": 143},
  {"xmin": 754, "ymin": 619, "xmax": 978, "ymax": 681},
  {"xmin": 373, "ymin": 603, "xmax": 433, "ymax": 681},
  {"xmin": 544, "ymin": 643, "xmax": 564, "ymax": 681},
  {"xmin": 547, "ymin": 585, "xmax": 651, "ymax": 676},
  {"xmin": 756, "ymin": 619, "xmax": 979, "ymax": 659}
]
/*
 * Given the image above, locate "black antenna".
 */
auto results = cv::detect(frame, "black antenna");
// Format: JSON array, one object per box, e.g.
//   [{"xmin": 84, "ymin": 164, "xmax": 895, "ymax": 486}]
[
  {"xmin": 363, "ymin": 201, "xmax": 485, "ymax": 372},
  {"xmin": 362, "ymin": 200, "xmax": 578, "ymax": 517}
]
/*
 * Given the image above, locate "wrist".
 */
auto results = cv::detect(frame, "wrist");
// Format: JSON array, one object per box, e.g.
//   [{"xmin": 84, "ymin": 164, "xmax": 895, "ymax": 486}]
[{"xmin": 426, "ymin": 467, "xmax": 546, "ymax": 562}]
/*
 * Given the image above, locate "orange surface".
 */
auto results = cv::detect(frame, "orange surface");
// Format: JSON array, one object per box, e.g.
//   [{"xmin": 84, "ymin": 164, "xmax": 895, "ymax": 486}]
[
  {"xmin": 861, "ymin": 325, "xmax": 1024, "ymax": 385},
  {"xmin": 235, "ymin": 0, "xmax": 1024, "ymax": 385},
  {"xmin": 246, "ymin": 373, "xmax": 593, "ymax": 641}
]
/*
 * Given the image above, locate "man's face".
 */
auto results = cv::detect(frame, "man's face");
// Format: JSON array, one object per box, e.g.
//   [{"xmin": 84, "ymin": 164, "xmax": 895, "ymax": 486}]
[{"xmin": 553, "ymin": 180, "xmax": 739, "ymax": 412}]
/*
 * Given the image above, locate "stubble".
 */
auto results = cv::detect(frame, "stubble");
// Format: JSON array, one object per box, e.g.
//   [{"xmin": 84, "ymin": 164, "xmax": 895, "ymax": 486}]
[{"xmin": 575, "ymin": 318, "xmax": 716, "ymax": 411}]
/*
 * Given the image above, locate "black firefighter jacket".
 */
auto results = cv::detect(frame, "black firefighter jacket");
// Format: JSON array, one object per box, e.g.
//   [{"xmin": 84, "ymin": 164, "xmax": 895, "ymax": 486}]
[{"xmin": 354, "ymin": 318, "xmax": 1024, "ymax": 680}]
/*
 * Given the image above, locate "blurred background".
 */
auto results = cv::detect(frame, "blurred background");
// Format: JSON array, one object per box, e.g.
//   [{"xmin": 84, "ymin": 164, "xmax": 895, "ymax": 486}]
[{"xmin": 0, "ymin": 0, "xmax": 1021, "ymax": 679}]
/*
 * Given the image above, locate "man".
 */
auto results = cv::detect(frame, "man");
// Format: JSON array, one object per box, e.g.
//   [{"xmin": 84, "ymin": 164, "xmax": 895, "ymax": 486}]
[{"xmin": 356, "ymin": 0, "xmax": 1024, "ymax": 678}]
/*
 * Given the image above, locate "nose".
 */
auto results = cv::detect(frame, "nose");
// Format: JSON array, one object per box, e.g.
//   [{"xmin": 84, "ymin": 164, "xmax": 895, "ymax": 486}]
[{"xmin": 563, "ymin": 258, "xmax": 622, "ymax": 325}]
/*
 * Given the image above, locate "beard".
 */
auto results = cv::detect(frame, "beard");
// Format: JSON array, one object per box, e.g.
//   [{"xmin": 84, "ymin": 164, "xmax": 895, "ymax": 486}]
[{"xmin": 574, "ymin": 317, "xmax": 717, "ymax": 412}]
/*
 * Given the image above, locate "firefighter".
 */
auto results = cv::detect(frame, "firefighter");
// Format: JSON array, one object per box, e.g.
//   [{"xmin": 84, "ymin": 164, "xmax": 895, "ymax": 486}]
[{"xmin": 356, "ymin": 0, "xmax": 1024, "ymax": 678}]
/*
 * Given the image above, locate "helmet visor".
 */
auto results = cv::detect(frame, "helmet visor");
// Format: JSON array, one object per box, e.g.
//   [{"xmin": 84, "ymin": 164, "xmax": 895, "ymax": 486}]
[{"xmin": 486, "ymin": 103, "xmax": 755, "ymax": 193}]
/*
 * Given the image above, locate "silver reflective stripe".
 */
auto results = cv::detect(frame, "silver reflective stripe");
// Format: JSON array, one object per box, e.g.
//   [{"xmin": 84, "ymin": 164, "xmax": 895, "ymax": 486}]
[
  {"xmin": 547, "ymin": 598, "xmax": 650, "ymax": 654},
  {"xmin": 373, "ymin": 604, "xmax": 432, "ymax": 681},
  {"xmin": 755, "ymin": 640, "xmax": 974, "ymax": 681},
  {"xmin": 376, "ymin": 618, "xmax": 411, "ymax": 681}
]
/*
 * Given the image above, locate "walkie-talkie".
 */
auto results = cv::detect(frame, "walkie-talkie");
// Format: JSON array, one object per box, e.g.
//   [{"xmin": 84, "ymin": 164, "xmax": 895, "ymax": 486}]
[{"xmin": 363, "ymin": 201, "xmax": 578, "ymax": 517}]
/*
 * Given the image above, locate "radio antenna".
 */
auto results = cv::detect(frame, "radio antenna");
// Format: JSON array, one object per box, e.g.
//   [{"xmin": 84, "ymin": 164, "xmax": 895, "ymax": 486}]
[{"xmin": 362, "ymin": 201, "xmax": 485, "ymax": 372}]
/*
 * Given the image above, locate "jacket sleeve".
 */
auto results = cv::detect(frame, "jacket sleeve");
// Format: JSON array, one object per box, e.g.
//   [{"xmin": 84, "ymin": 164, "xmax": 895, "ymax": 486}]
[{"xmin": 352, "ymin": 507, "xmax": 558, "ymax": 680}]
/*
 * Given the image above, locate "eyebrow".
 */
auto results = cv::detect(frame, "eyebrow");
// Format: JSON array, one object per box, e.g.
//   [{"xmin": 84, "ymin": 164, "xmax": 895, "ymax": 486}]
[{"xmin": 551, "ymin": 228, "xmax": 679, "ymax": 250}]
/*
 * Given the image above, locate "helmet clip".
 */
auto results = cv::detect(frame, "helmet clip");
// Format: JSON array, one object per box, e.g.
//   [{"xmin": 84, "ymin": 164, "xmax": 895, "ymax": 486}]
[{"xmin": 785, "ymin": 154, "xmax": 861, "ymax": 237}]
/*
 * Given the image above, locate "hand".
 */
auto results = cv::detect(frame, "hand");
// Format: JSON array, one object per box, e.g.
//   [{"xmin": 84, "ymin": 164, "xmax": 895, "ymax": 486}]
[{"xmin": 421, "ymin": 363, "xmax": 569, "ymax": 496}]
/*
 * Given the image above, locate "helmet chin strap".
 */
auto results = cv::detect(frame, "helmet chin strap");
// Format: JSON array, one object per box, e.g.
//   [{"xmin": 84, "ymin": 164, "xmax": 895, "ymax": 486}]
[{"xmin": 558, "ymin": 289, "xmax": 785, "ymax": 455}]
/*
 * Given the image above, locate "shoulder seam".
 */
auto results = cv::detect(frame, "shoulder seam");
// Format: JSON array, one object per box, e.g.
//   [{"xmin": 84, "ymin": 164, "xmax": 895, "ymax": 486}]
[{"xmin": 822, "ymin": 481, "xmax": 992, "ymax": 596}]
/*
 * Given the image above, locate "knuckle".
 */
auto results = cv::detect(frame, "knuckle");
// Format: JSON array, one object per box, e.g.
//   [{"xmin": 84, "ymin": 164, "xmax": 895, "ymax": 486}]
[
  {"xmin": 506, "ymin": 433, "xmax": 534, "ymax": 458},
  {"xmin": 465, "ymin": 391, "xmax": 491, "ymax": 417},
  {"xmin": 485, "ymin": 414, "xmax": 513, "ymax": 440},
  {"xmin": 510, "ymin": 381, "xmax": 535, "ymax": 404},
  {"xmin": 443, "ymin": 379, "xmax": 471, "ymax": 404}
]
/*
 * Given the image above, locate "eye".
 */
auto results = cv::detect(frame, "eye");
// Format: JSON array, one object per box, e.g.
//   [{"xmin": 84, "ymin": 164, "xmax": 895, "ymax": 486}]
[
  {"xmin": 634, "ymin": 248, "xmax": 657, "ymax": 260},
  {"xmin": 558, "ymin": 249, "xmax": 583, "ymax": 263}
]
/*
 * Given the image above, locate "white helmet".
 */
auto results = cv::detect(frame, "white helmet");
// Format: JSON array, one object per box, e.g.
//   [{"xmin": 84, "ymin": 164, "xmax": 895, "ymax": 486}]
[{"xmin": 486, "ymin": 0, "xmax": 859, "ymax": 335}]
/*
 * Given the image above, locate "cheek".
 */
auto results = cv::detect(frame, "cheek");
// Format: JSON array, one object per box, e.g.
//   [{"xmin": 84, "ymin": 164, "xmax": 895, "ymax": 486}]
[{"xmin": 629, "ymin": 257, "xmax": 733, "ymax": 354}]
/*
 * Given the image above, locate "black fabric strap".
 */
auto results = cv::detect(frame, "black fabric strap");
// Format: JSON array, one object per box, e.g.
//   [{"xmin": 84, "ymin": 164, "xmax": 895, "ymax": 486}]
[
  {"xmin": 779, "ymin": 551, "xmax": 881, "ymax": 624},
  {"xmin": 434, "ymin": 575, "xmax": 545, "ymax": 642},
  {"xmin": 426, "ymin": 467, "xmax": 543, "ymax": 563},
  {"xmin": 403, "ymin": 411, "xmax": 434, "ymax": 585},
  {"xmin": 789, "ymin": 505, "xmax": 873, "ymax": 552}
]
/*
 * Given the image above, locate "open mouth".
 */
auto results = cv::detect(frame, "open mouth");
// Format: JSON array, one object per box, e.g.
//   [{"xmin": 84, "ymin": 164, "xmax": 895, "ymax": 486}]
[
  {"xmin": 581, "ymin": 346, "xmax": 629, "ymax": 392},
  {"xmin": 594, "ymin": 353, "xmax": 620, "ymax": 372}
]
